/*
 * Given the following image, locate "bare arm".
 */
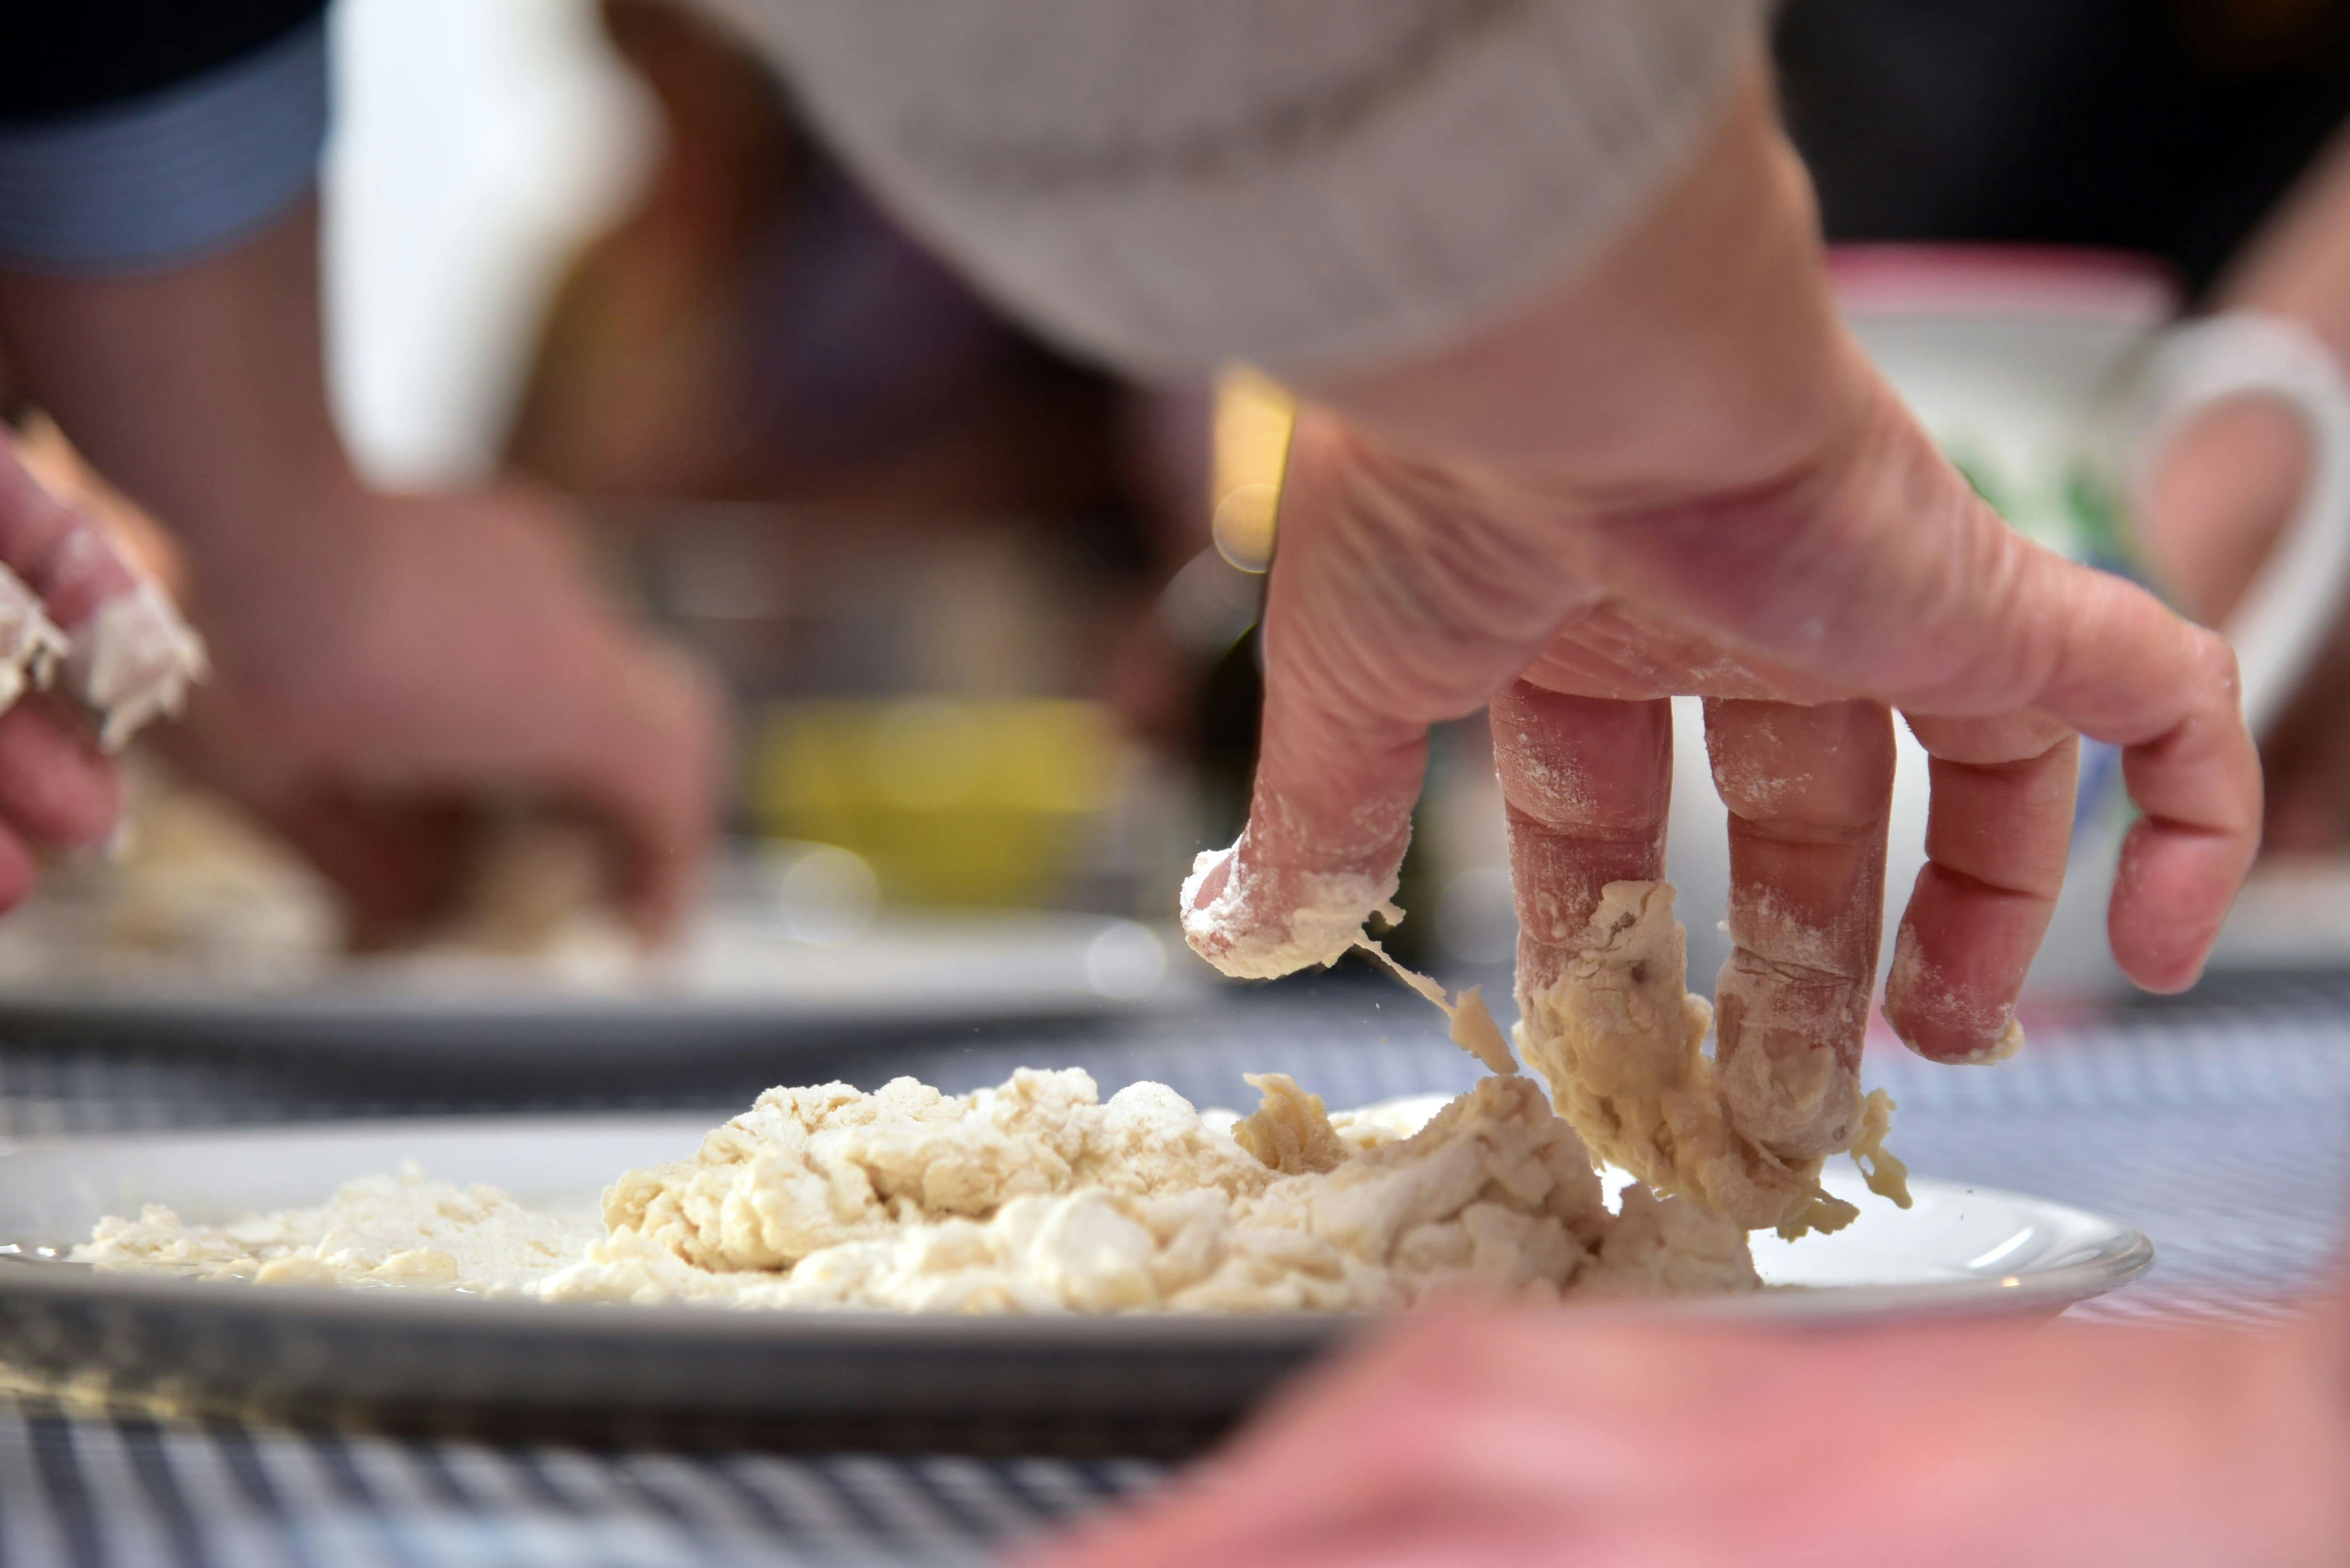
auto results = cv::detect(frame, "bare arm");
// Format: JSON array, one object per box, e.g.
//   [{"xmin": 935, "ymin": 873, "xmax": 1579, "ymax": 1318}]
[
  {"xmin": 0, "ymin": 199, "xmax": 367, "ymax": 675},
  {"xmin": 0, "ymin": 202, "xmax": 724, "ymax": 936}
]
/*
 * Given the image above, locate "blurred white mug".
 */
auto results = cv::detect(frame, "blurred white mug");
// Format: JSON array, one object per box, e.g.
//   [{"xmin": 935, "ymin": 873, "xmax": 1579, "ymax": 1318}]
[{"xmin": 1666, "ymin": 245, "xmax": 2350, "ymax": 998}]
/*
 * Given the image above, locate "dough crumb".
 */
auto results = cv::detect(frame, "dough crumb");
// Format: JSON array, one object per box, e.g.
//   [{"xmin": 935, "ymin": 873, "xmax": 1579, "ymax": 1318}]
[
  {"xmin": 0, "ymin": 566, "xmax": 66, "ymax": 714},
  {"xmin": 1448, "ymin": 985, "xmax": 1517, "ymax": 1075},
  {"xmin": 1849, "ymin": 1088, "xmax": 1912, "ymax": 1208},
  {"xmin": 1232, "ymin": 1073, "xmax": 1349, "ymax": 1175},
  {"xmin": 67, "ymin": 581, "xmax": 208, "ymax": 753},
  {"xmin": 1963, "ymin": 1018, "xmax": 2027, "ymax": 1066}
]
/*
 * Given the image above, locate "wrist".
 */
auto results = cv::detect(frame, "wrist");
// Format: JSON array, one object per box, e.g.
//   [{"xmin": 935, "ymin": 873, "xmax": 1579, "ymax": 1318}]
[{"xmin": 1308, "ymin": 62, "xmax": 1862, "ymax": 511}]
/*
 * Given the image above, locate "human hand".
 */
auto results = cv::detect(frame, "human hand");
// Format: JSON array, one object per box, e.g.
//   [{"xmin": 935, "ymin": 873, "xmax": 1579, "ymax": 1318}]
[
  {"xmin": 1028, "ymin": 1305, "xmax": 2350, "ymax": 1568},
  {"xmin": 166, "ymin": 485, "xmax": 724, "ymax": 944},
  {"xmin": 1182, "ymin": 68, "xmax": 2258, "ymax": 1142},
  {"xmin": 0, "ymin": 431, "xmax": 160, "ymax": 907}
]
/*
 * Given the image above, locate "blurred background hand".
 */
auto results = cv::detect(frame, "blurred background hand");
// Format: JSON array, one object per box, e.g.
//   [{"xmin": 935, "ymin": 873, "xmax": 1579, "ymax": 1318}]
[{"xmin": 157, "ymin": 484, "xmax": 723, "ymax": 945}]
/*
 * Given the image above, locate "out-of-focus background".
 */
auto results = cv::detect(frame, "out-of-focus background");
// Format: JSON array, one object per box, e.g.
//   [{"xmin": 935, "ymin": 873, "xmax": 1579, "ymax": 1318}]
[
  {"xmin": 320, "ymin": 0, "xmax": 1234, "ymax": 942},
  {"xmin": 43, "ymin": 0, "xmax": 2350, "ymax": 995},
  {"xmin": 12, "ymin": 8, "xmax": 2350, "ymax": 1560}
]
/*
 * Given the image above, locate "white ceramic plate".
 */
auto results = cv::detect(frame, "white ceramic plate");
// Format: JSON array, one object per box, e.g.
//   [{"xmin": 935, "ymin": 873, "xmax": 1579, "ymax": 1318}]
[
  {"xmin": 0, "ymin": 1115, "xmax": 2151, "ymax": 1451},
  {"xmin": 0, "ymin": 911, "xmax": 1195, "ymax": 1058}
]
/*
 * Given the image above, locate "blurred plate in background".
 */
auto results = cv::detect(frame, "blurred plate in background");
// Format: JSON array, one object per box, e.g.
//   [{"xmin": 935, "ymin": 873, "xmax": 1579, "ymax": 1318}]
[{"xmin": 0, "ymin": 908, "xmax": 1193, "ymax": 1058}]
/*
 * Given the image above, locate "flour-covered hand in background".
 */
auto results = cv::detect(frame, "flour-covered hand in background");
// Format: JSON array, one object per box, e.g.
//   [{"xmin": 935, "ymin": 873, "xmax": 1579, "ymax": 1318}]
[
  {"xmin": 0, "ymin": 429, "xmax": 206, "ymax": 908},
  {"xmin": 0, "ymin": 206, "xmax": 724, "ymax": 946}
]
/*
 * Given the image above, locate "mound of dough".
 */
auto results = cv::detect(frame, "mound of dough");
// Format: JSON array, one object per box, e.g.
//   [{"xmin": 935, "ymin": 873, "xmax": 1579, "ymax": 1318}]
[
  {"xmin": 1516, "ymin": 881, "xmax": 1907, "ymax": 1240},
  {"xmin": 596, "ymin": 1068, "xmax": 1274, "ymax": 1275},
  {"xmin": 547, "ymin": 1068, "xmax": 1756, "ymax": 1312},
  {"xmin": 76, "ymin": 1070, "xmax": 1760, "ymax": 1314}
]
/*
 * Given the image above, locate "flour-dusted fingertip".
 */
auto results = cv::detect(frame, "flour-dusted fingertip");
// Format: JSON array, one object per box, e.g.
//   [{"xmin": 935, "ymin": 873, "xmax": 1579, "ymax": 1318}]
[
  {"xmin": 1884, "ymin": 918, "xmax": 2030, "ymax": 1064},
  {"xmin": 1178, "ymin": 830, "xmax": 1396, "ymax": 980}
]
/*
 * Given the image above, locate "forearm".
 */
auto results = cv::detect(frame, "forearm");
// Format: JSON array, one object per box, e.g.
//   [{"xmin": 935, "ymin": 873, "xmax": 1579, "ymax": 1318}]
[{"xmin": 0, "ymin": 198, "xmax": 371, "ymax": 667}]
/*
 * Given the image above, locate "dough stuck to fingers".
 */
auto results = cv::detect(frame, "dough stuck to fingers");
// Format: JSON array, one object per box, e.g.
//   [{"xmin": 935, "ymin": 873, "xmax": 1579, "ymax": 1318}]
[
  {"xmin": 1515, "ymin": 880, "xmax": 1898, "ymax": 1239},
  {"xmin": 1184, "ymin": 838, "xmax": 1520, "ymax": 1077},
  {"xmin": 1180, "ymin": 841, "xmax": 1402, "ymax": 979}
]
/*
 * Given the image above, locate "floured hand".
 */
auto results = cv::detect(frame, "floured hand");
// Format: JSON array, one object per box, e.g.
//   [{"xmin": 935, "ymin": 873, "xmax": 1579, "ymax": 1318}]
[
  {"xmin": 0, "ymin": 430, "xmax": 207, "ymax": 909},
  {"xmin": 1181, "ymin": 70, "xmax": 2256, "ymax": 1145},
  {"xmin": 165, "ymin": 487, "xmax": 724, "ymax": 944}
]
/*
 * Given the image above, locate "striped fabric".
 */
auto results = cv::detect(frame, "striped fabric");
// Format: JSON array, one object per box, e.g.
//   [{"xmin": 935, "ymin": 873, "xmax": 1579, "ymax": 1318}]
[
  {"xmin": 0, "ymin": 18, "xmax": 327, "ymax": 273},
  {"xmin": 0, "ymin": 973, "xmax": 2342, "ymax": 1562},
  {"xmin": 0, "ymin": 1393, "xmax": 1156, "ymax": 1566}
]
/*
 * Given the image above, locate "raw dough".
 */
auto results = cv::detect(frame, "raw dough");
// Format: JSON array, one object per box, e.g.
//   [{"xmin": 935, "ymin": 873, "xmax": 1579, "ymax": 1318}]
[
  {"xmin": 1516, "ymin": 880, "xmax": 1906, "ymax": 1240},
  {"xmin": 557, "ymin": 1067, "xmax": 1755, "ymax": 1311},
  {"xmin": 1230, "ymin": 1072, "xmax": 1349, "ymax": 1175},
  {"xmin": 1178, "ymin": 840, "xmax": 1399, "ymax": 980},
  {"xmin": 0, "ymin": 567, "xmax": 65, "ymax": 714},
  {"xmin": 75, "ymin": 1069, "xmax": 1761, "ymax": 1314},
  {"xmin": 77, "ymin": 1164, "xmax": 598, "ymax": 1295},
  {"xmin": 1179, "ymin": 848, "xmax": 1909, "ymax": 1237}
]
